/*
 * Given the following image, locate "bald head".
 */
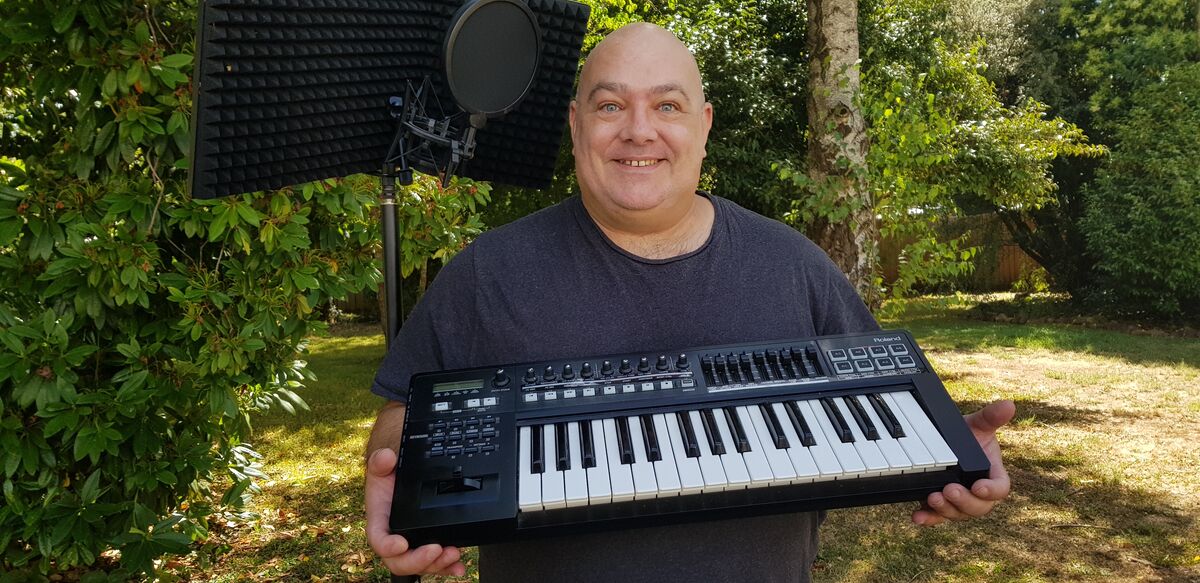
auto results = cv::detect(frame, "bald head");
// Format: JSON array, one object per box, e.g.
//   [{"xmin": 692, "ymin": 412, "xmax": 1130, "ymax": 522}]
[{"xmin": 576, "ymin": 23, "xmax": 706, "ymax": 106}]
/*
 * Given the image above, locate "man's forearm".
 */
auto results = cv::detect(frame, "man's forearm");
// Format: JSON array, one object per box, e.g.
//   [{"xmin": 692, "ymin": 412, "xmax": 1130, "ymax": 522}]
[{"xmin": 365, "ymin": 400, "xmax": 408, "ymax": 461}]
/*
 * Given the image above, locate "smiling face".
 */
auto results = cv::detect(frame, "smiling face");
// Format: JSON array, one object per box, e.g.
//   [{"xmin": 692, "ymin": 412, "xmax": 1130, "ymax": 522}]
[{"xmin": 569, "ymin": 24, "xmax": 713, "ymax": 222}]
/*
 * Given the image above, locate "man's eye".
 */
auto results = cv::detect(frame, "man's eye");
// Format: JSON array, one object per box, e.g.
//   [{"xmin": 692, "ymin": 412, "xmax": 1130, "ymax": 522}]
[
  {"xmin": 600, "ymin": 103, "xmax": 619, "ymax": 113},
  {"xmin": 660, "ymin": 103, "xmax": 678, "ymax": 112}
]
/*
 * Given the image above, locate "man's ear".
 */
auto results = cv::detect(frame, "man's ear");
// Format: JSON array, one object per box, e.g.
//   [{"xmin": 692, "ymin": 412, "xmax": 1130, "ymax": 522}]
[
  {"xmin": 568, "ymin": 100, "xmax": 578, "ymax": 137},
  {"xmin": 701, "ymin": 102, "xmax": 714, "ymax": 158}
]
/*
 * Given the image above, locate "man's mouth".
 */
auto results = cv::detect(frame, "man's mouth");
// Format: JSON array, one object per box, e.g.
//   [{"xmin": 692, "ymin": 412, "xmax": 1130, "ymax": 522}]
[{"xmin": 618, "ymin": 159, "xmax": 662, "ymax": 167}]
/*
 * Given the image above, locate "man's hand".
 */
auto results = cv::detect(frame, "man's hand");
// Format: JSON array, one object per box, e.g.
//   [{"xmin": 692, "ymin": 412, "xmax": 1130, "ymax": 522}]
[
  {"xmin": 365, "ymin": 448, "xmax": 467, "ymax": 577},
  {"xmin": 913, "ymin": 399, "xmax": 1016, "ymax": 526}
]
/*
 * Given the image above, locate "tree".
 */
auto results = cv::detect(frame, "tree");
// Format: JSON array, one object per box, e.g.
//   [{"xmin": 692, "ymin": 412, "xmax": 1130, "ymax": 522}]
[{"xmin": 803, "ymin": 0, "xmax": 879, "ymax": 303}]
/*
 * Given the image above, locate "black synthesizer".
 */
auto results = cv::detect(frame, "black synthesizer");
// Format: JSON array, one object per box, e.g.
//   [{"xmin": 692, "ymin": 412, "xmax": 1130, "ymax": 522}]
[{"xmin": 389, "ymin": 330, "xmax": 990, "ymax": 547}]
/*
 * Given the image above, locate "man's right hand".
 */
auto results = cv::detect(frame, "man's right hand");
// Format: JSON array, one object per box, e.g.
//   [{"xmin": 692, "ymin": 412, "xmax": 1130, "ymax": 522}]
[{"xmin": 365, "ymin": 447, "xmax": 467, "ymax": 577}]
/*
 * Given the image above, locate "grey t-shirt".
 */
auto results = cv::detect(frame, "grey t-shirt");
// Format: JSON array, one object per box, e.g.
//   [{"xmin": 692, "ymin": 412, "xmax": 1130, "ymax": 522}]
[{"xmin": 373, "ymin": 193, "xmax": 878, "ymax": 582}]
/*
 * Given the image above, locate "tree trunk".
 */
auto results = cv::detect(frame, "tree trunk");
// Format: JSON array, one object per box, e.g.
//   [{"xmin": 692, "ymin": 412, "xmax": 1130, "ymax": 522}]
[{"xmin": 805, "ymin": 0, "xmax": 879, "ymax": 307}]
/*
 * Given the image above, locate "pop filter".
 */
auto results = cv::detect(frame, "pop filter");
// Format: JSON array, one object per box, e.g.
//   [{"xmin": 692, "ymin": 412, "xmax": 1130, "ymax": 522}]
[{"xmin": 444, "ymin": 0, "xmax": 541, "ymax": 118}]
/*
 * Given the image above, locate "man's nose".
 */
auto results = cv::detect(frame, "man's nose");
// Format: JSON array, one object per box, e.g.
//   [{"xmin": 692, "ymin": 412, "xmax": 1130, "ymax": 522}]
[{"xmin": 619, "ymin": 107, "xmax": 656, "ymax": 143}]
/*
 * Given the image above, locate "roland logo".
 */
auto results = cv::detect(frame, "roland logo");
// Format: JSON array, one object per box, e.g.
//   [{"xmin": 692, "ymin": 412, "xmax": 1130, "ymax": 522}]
[{"xmin": 873, "ymin": 335, "xmax": 903, "ymax": 343}]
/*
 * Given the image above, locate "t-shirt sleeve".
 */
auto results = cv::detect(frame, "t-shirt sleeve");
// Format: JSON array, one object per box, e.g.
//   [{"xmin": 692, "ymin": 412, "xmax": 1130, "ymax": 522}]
[
  {"xmin": 370, "ymin": 246, "xmax": 479, "ymax": 402},
  {"xmin": 807, "ymin": 246, "xmax": 881, "ymax": 336}
]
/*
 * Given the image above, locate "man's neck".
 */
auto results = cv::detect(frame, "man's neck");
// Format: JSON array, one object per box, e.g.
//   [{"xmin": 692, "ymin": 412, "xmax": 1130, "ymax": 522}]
[{"xmin": 583, "ymin": 193, "xmax": 715, "ymax": 260}]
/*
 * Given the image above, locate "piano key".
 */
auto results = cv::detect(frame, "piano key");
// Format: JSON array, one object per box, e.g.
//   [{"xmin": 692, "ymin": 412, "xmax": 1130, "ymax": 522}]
[
  {"xmin": 664, "ymin": 413, "xmax": 706, "ymax": 494},
  {"xmin": 676, "ymin": 411, "xmax": 701, "ymax": 457},
  {"xmin": 783, "ymin": 400, "xmax": 817, "ymax": 446},
  {"xmin": 710, "ymin": 408, "xmax": 752, "ymax": 488},
  {"xmin": 640, "ymin": 415, "xmax": 662, "ymax": 462},
  {"xmin": 563, "ymin": 421, "xmax": 589, "ymax": 507},
  {"xmin": 555, "ymin": 422, "xmax": 570, "ymax": 471},
  {"xmin": 868, "ymin": 393, "xmax": 905, "ymax": 438},
  {"xmin": 854, "ymin": 395, "xmax": 913, "ymax": 472},
  {"xmin": 733, "ymin": 406, "xmax": 777, "ymax": 487},
  {"xmin": 585, "ymin": 419, "xmax": 613, "ymax": 504},
  {"xmin": 759, "ymin": 403, "xmax": 789, "ymax": 449},
  {"xmin": 884, "ymin": 391, "xmax": 956, "ymax": 467},
  {"xmin": 531, "ymin": 422, "xmax": 545, "ymax": 474},
  {"xmin": 832, "ymin": 398, "xmax": 893, "ymax": 475},
  {"xmin": 843, "ymin": 396, "xmax": 880, "ymax": 440},
  {"xmin": 541, "ymin": 425, "xmax": 566, "ymax": 508},
  {"xmin": 876, "ymin": 393, "xmax": 935, "ymax": 471},
  {"xmin": 723, "ymin": 407, "xmax": 752, "ymax": 453},
  {"xmin": 687, "ymin": 410, "xmax": 730, "ymax": 491},
  {"xmin": 650, "ymin": 414, "xmax": 683, "ymax": 496},
  {"xmin": 602, "ymin": 419, "xmax": 636, "ymax": 502},
  {"xmin": 744, "ymin": 405, "xmax": 798, "ymax": 485},
  {"xmin": 518, "ymin": 426, "xmax": 542, "ymax": 511},
  {"xmin": 819, "ymin": 397, "xmax": 855, "ymax": 443},
  {"xmin": 580, "ymin": 418, "xmax": 597, "ymax": 468},
  {"xmin": 626, "ymin": 414, "xmax": 659, "ymax": 499},
  {"xmin": 803, "ymin": 399, "xmax": 866, "ymax": 477},
  {"xmin": 700, "ymin": 408, "xmax": 726, "ymax": 455},
  {"xmin": 616, "ymin": 416, "xmax": 635, "ymax": 465},
  {"xmin": 769, "ymin": 403, "xmax": 823, "ymax": 482}
]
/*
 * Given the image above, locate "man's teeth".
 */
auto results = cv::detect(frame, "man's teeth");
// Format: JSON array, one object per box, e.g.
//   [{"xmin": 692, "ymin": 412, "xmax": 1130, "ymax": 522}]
[{"xmin": 621, "ymin": 159, "xmax": 659, "ymax": 167}]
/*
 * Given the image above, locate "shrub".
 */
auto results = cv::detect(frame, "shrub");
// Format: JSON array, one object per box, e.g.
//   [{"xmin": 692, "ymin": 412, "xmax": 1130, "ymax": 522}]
[{"xmin": 1081, "ymin": 62, "xmax": 1200, "ymax": 321}]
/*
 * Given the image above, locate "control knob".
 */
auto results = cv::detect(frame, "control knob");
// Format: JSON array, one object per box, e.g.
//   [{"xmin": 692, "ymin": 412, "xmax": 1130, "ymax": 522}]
[
  {"xmin": 524, "ymin": 368, "xmax": 538, "ymax": 384},
  {"xmin": 676, "ymin": 353, "xmax": 689, "ymax": 369},
  {"xmin": 562, "ymin": 364, "xmax": 575, "ymax": 380},
  {"xmin": 492, "ymin": 369, "xmax": 510, "ymax": 387},
  {"xmin": 601, "ymin": 360, "xmax": 614, "ymax": 376},
  {"xmin": 581, "ymin": 362, "xmax": 594, "ymax": 378},
  {"xmin": 543, "ymin": 365, "xmax": 557, "ymax": 382},
  {"xmin": 619, "ymin": 359, "xmax": 632, "ymax": 374},
  {"xmin": 638, "ymin": 357, "xmax": 651, "ymax": 373}
]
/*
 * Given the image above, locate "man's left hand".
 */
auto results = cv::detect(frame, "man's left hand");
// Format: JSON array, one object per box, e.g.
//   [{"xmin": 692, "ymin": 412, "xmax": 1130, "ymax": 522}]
[{"xmin": 913, "ymin": 399, "xmax": 1016, "ymax": 526}]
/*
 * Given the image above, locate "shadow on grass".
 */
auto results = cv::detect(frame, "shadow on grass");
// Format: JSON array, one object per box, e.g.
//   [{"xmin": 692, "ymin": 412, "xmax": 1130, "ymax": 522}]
[
  {"xmin": 954, "ymin": 397, "xmax": 1108, "ymax": 428},
  {"xmin": 817, "ymin": 448, "xmax": 1199, "ymax": 582}
]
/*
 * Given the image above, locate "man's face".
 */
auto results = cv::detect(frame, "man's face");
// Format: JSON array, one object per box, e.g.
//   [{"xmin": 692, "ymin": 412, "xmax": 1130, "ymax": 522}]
[{"xmin": 569, "ymin": 30, "xmax": 713, "ymax": 215}]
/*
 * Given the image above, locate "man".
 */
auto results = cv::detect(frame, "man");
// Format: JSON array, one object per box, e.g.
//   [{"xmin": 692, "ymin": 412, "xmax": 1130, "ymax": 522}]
[{"xmin": 363, "ymin": 23, "xmax": 1015, "ymax": 582}]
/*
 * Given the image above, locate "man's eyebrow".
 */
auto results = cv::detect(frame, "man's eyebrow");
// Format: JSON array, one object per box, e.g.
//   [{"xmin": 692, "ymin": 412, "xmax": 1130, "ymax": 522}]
[{"xmin": 585, "ymin": 81, "xmax": 691, "ymax": 103}]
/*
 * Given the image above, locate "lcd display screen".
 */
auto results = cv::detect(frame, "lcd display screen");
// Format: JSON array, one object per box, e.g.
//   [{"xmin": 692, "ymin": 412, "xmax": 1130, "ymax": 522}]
[{"xmin": 432, "ymin": 379, "xmax": 484, "ymax": 393}]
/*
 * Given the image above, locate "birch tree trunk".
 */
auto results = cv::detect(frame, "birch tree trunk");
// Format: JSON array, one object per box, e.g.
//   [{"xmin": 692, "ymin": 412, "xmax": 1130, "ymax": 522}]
[{"xmin": 805, "ymin": 0, "xmax": 879, "ymax": 306}]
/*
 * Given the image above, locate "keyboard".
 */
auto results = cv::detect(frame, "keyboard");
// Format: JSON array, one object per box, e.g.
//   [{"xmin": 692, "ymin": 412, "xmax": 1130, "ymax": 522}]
[{"xmin": 389, "ymin": 330, "xmax": 990, "ymax": 547}]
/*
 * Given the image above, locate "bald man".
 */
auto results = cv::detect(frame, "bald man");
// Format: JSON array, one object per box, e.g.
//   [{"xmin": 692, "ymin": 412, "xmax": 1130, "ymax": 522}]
[{"xmin": 363, "ymin": 23, "xmax": 1014, "ymax": 582}]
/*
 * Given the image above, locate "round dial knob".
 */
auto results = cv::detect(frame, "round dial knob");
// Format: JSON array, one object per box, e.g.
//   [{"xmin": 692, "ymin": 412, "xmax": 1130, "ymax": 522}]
[
  {"xmin": 656, "ymin": 355, "xmax": 669, "ymax": 371},
  {"xmin": 638, "ymin": 357, "xmax": 651, "ymax": 373},
  {"xmin": 619, "ymin": 359, "xmax": 632, "ymax": 374},
  {"xmin": 601, "ymin": 360, "xmax": 614, "ymax": 376},
  {"xmin": 562, "ymin": 364, "xmax": 575, "ymax": 380},
  {"xmin": 543, "ymin": 365, "xmax": 557, "ymax": 382},
  {"xmin": 524, "ymin": 367, "xmax": 538, "ymax": 383},
  {"xmin": 492, "ymin": 368, "xmax": 510, "ymax": 387},
  {"xmin": 676, "ymin": 354, "xmax": 689, "ymax": 369}
]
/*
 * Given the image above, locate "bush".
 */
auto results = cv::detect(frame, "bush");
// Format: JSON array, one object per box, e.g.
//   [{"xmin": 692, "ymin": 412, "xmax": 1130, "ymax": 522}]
[
  {"xmin": 1081, "ymin": 62, "xmax": 1200, "ymax": 321},
  {"xmin": 0, "ymin": 1, "xmax": 385, "ymax": 576}
]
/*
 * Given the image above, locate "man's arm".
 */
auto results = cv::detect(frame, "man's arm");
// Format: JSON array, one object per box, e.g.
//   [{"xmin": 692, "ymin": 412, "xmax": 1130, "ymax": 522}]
[{"xmin": 364, "ymin": 401, "xmax": 466, "ymax": 577}]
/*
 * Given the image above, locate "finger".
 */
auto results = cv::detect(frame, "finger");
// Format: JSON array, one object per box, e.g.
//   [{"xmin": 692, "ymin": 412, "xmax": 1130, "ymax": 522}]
[
  {"xmin": 941, "ymin": 482, "xmax": 996, "ymax": 518},
  {"xmin": 970, "ymin": 471, "xmax": 1011, "ymax": 502},
  {"xmin": 433, "ymin": 562, "xmax": 468, "ymax": 577},
  {"xmin": 365, "ymin": 448, "xmax": 404, "ymax": 556},
  {"xmin": 965, "ymin": 400, "xmax": 1016, "ymax": 438},
  {"xmin": 427, "ymin": 547, "xmax": 465, "ymax": 576},
  {"xmin": 383, "ymin": 543, "xmax": 443, "ymax": 576},
  {"xmin": 925, "ymin": 489, "xmax": 969, "ymax": 521},
  {"xmin": 912, "ymin": 503, "xmax": 945, "ymax": 526}
]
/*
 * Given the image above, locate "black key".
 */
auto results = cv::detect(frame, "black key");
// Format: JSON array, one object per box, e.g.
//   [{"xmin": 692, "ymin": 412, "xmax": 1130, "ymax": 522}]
[
  {"xmin": 723, "ymin": 407, "xmax": 752, "ymax": 453},
  {"xmin": 616, "ymin": 416, "xmax": 635, "ymax": 464},
  {"xmin": 700, "ymin": 409, "xmax": 726, "ymax": 455},
  {"xmin": 868, "ymin": 394, "xmax": 905, "ymax": 438},
  {"xmin": 820, "ymin": 398, "xmax": 854, "ymax": 443},
  {"xmin": 580, "ymin": 420, "xmax": 597, "ymax": 468},
  {"xmin": 555, "ymin": 422, "xmax": 570, "ymax": 470},
  {"xmin": 639, "ymin": 415, "xmax": 662, "ymax": 462},
  {"xmin": 759, "ymin": 403, "xmax": 790, "ymax": 449},
  {"xmin": 677, "ymin": 411, "xmax": 701, "ymax": 457},
  {"xmin": 531, "ymin": 425, "xmax": 545, "ymax": 474},
  {"xmin": 783, "ymin": 401, "xmax": 816, "ymax": 446},
  {"xmin": 843, "ymin": 396, "xmax": 879, "ymax": 440}
]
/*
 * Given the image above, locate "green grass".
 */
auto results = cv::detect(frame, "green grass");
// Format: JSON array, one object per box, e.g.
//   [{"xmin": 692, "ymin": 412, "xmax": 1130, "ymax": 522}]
[{"xmin": 172, "ymin": 299, "xmax": 1200, "ymax": 582}]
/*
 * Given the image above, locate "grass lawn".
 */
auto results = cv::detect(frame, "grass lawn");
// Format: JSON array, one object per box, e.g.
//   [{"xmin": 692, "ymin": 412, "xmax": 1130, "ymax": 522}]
[{"xmin": 173, "ymin": 295, "xmax": 1200, "ymax": 582}]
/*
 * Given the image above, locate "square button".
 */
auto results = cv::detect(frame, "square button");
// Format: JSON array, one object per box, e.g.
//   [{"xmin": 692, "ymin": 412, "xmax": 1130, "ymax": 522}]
[
  {"xmin": 828, "ymin": 349, "xmax": 848, "ymax": 361},
  {"xmin": 523, "ymin": 393, "xmax": 538, "ymax": 402},
  {"xmin": 888, "ymin": 343, "xmax": 909, "ymax": 356},
  {"xmin": 563, "ymin": 389, "xmax": 577, "ymax": 398},
  {"xmin": 869, "ymin": 346, "xmax": 888, "ymax": 357},
  {"xmin": 853, "ymin": 359, "xmax": 875, "ymax": 372},
  {"xmin": 660, "ymin": 380, "xmax": 674, "ymax": 390},
  {"xmin": 433, "ymin": 402, "xmax": 450, "ymax": 412},
  {"xmin": 622, "ymin": 384, "xmax": 636, "ymax": 393},
  {"xmin": 875, "ymin": 357, "xmax": 896, "ymax": 370},
  {"xmin": 641, "ymin": 382, "xmax": 655, "ymax": 392},
  {"xmin": 604, "ymin": 385, "xmax": 617, "ymax": 395},
  {"xmin": 834, "ymin": 361, "xmax": 854, "ymax": 374},
  {"xmin": 544, "ymin": 391, "xmax": 557, "ymax": 400},
  {"xmin": 681, "ymin": 378, "xmax": 695, "ymax": 388},
  {"xmin": 483, "ymin": 397, "xmax": 498, "ymax": 406},
  {"xmin": 466, "ymin": 398, "xmax": 481, "ymax": 408},
  {"xmin": 849, "ymin": 347, "xmax": 869, "ymax": 359},
  {"xmin": 897, "ymin": 355, "xmax": 917, "ymax": 368},
  {"xmin": 582, "ymin": 388, "xmax": 596, "ymax": 397}
]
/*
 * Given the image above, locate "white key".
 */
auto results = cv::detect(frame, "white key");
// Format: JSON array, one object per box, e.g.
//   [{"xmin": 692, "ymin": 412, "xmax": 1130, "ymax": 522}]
[
  {"xmin": 782, "ymin": 402, "xmax": 843, "ymax": 480},
  {"xmin": 687, "ymin": 410, "xmax": 729, "ymax": 491},
  {"xmin": 585, "ymin": 419, "xmax": 613, "ymax": 504},
  {"xmin": 878, "ymin": 393, "xmax": 936, "ymax": 471},
  {"xmin": 650, "ymin": 414, "xmax": 683, "ymax": 496},
  {"xmin": 710, "ymin": 409, "xmax": 752, "ymax": 489},
  {"xmin": 803, "ymin": 400, "xmax": 866, "ymax": 478},
  {"xmin": 833, "ymin": 398, "xmax": 893, "ymax": 475},
  {"xmin": 563, "ymin": 422, "xmax": 589, "ymax": 507},
  {"xmin": 855, "ymin": 395, "xmax": 913, "ymax": 472},
  {"xmin": 541, "ymin": 425, "xmax": 566, "ymax": 509},
  {"xmin": 769, "ymin": 403, "xmax": 822, "ymax": 483},
  {"xmin": 745, "ymin": 405, "xmax": 798, "ymax": 485},
  {"xmin": 733, "ymin": 406, "xmax": 781, "ymax": 487},
  {"xmin": 626, "ymin": 416, "xmax": 659, "ymax": 499},
  {"xmin": 602, "ymin": 419, "xmax": 636, "ymax": 502},
  {"xmin": 889, "ymin": 391, "xmax": 958, "ymax": 467},
  {"xmin": 665, "ymin": 413, "xmax": 706, "ymax": 495},
  {"xmin": 518, "ymin": 426, "xmax": 542, "ymax": 511}
]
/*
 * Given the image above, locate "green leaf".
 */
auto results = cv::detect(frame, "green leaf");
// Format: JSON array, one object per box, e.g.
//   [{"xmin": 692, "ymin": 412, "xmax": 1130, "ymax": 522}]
[
  {"xmin": 80, "ymin": 469, "xmax": 102, "ymax": 502},
  {"xmin": 160, "ymin": 53, "xmax": 193, "ymax": 68},
  {"xmin": 52, "ymin": 5, "xmax": 79, "ymax": 34}
]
